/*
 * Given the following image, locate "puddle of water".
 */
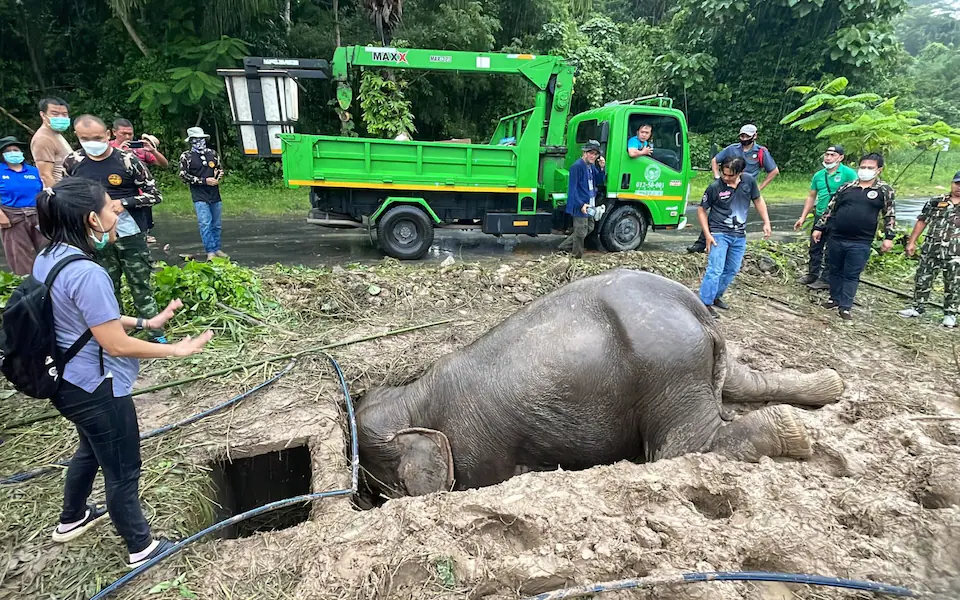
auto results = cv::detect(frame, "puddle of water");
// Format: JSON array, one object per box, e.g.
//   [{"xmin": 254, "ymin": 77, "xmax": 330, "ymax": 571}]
[{"xmin": 0, "ymin": 198, "xmax": 933, "ymax": 271}]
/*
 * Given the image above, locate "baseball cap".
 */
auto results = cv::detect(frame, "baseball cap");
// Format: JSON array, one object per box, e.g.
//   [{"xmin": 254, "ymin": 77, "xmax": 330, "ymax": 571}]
[
  {"xmin": 953, "ymin": 170, "xmax": 960, "ymax": 183},
  {"xmin": 581, "ymin": 140, "xmax": 601, "ymax": 153},
  {"xmin": 826, "ymin": 144, "xmax": 845, "ymax": 155},
  {"xmin": 739, "ymin": 124, "xmax": 758, "ymax": 136}
]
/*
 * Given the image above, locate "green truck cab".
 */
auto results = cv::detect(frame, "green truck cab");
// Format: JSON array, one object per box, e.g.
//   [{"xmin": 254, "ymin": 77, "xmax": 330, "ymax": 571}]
[{"xmin": 219, "ymin": 48, "xmax": 695, "ymax": 260}]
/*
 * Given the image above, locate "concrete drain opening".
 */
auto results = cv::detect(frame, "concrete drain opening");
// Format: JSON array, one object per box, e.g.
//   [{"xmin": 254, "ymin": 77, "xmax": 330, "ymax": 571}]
[{"xmin": 210, "ymin": 445, "xmax": 313, "ymax": 539}]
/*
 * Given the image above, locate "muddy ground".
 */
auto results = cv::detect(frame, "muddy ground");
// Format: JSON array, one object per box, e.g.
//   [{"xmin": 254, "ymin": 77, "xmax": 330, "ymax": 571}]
[{"xmin": 2, "ymin": 249, "xmax": 959, "ymax": 600}]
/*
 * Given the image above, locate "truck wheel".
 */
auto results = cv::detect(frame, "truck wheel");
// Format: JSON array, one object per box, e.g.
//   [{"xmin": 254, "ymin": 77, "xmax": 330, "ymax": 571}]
[
  {"xmin": 599, "ymin": 205, "xmax": 648, "ymax": 252},
  {"xmin": 377, "ymin": 205, "xmax": 435, "ymax": 260}
]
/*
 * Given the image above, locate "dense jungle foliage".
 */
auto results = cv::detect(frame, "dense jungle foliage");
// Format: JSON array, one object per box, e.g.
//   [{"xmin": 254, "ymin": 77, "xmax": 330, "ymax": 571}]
[{"xmin": 1, "ymin": 0, "xmax": 958, "ymax": 181}]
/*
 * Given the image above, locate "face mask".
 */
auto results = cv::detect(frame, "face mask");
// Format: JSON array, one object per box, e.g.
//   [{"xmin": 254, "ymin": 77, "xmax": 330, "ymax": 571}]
[
  {"xmin": 740, "ymin": 137, "xmax": 755, "ymax": 146},
  {"xmin": 81, "ymin": 141, "xmax": 109, "ymax": 157},
  {"xmin": 858, "ymin": 168, "xmax": 878, "ymax": 181},
  {"xmin": 191, "ymin": 138, "xmax": 207, "ymax": 152},
  {"xmin": 3, "ymin": 151, "xmax": 24, "ymax": 165},
  {"xmin": 48, "ymin": 116, "xmax": 71, "ymax": 132},
  {"xmin": 89, "ymin": 215, "xmax": 111, "ymax": 250},
  {"xmin": 823, "ymin": 161, "xmax": 838, "ymax": 169}
]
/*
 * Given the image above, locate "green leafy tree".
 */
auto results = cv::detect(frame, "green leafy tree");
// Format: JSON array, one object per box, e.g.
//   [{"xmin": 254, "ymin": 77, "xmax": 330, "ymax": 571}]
[
  {"xmin": 904, "ymin": 43, "xmax": 960, "ymax": 126},
  {"xmin": 780, "ymin": 76, "xmax": 960, "ymax": 157},
  {"xmin": 127, "ymin": 37, "xmax": 249, "ymax": 113},
  {"xmin": 896, "ymin": 1, "xmax": 960, "ymax": 55},
  {"xmin": 359, "ymin": 71, "xmax": 416, "ymax": 138}
]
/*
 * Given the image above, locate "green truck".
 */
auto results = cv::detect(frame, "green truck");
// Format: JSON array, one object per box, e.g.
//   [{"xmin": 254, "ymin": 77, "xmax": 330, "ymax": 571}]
[{"xmin": 219, "ymin": 47, "xmax": 696, "ymax": 260}]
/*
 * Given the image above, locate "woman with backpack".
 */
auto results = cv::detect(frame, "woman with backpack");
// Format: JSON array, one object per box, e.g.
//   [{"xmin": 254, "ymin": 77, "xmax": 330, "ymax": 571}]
[{"xmin": 31, "ymin": 177, "xmax": 212, "ymax": 568}]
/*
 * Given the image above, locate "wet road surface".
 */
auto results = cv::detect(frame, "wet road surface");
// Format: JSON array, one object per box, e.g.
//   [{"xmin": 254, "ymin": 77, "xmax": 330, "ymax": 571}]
[{"xmin": 1, "ymin": 198, "xmax": 931, "ymax": 270}]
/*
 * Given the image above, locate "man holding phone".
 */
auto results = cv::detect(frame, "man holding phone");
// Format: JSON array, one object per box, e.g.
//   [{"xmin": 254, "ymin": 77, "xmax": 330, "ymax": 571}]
[{"xmin": 111, "ymin": 119, "xmax": 168, "ymax": 243}]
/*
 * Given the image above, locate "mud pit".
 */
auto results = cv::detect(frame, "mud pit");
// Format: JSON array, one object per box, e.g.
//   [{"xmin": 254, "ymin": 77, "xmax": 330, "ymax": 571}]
[{"xmin": 3, "ymin": 251, "xmax": 959, "ymax": 599}]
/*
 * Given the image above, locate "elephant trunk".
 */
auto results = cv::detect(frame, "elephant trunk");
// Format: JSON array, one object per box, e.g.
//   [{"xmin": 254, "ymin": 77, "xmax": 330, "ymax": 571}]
[{"xmin": 722, "ymin": 359, "xmax": 844, "ymax": 407}]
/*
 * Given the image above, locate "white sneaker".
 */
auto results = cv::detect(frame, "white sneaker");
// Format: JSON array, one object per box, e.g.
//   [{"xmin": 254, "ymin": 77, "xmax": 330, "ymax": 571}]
[
  {"xmin": 898, "ymin": 307, "xmax": 922, "ymax": 318},
  {"xmin": 943, "ymin": 315, "xmax": 957, "ymax": 328}
]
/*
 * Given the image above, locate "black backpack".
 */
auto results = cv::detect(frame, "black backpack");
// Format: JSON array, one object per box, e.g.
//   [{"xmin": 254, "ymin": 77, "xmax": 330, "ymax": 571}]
[{"xmin": 0, "ymin": 254, "xmax": 95, "ymax": 399}]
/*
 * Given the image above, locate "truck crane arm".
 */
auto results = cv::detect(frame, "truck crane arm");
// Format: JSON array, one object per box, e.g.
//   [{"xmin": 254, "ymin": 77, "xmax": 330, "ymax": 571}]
[{"xmin": 331, "ymin": 46, "xmax": 576, "ymax": 146}]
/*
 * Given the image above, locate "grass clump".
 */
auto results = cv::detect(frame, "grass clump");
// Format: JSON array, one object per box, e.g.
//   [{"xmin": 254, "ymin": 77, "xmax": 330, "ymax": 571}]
[{"xmin": 0, "ymin": 271, "xmax": 22, "ymax": 308}]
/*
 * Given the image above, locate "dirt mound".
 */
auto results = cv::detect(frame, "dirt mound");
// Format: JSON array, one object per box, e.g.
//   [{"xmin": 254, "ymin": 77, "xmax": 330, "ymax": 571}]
[
  {"xmin": 155, "ymin": 255, "xmax": 960, "ymax": 600},
  {"xmin": 3, "ymin": 251, "xmax": 959, "ymax": 600}
]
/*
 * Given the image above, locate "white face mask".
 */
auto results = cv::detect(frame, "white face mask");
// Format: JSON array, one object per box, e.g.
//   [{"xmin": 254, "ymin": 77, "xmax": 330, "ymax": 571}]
[
  {"xmin": 81, "ymin": 140, "xmax": 109, "ymax": 157},
  {"xmin": 823, "ymin": 161, "xmax": 838, "ymax": 169},
  {"xmin": 858, "ymin": 168, "xmax": 878, "ymax": 181}
]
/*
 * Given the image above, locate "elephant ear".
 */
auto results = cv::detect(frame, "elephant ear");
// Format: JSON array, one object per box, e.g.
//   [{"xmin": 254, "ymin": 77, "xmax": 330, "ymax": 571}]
[{"xmin": 393, "ymin": 427, "xmax": 454, "ymax": 496}]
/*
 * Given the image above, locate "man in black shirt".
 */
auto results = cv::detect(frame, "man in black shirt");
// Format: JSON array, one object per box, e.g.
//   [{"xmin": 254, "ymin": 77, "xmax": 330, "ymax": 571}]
[
  {"xmin": 63, "ymin": 114, "xmax": 165, "ymax": 341},
  {"xmin": 813, "ymin": 153, "xmax": 896, "ymax": 321},
  {"xmin": 178, "ymin": 127, "xmax": 225, "ymax": 261},
  {"xmin": 696, "ymin": 156, "xmax": 772, "ymax": 319}
]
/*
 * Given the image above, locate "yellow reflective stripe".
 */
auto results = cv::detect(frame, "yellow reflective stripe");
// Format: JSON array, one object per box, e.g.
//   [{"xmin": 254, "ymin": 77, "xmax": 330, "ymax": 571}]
[{"xmin": 288, "ymin": 180, "xmax": 535, "ymax": 194}]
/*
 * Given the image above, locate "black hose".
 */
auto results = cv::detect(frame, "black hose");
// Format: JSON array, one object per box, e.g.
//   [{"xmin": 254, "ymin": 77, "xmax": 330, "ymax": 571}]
[
  {"xmin": 526, "ymin": 571, "xmax": 923, "ymax": 599},
  {"xmin": 88, "ymin": 354, "xmax": 357, "ymax": 600},
  {"xmin": 0, "ymin": 361, "xmax": 296, "ymax": 485}
]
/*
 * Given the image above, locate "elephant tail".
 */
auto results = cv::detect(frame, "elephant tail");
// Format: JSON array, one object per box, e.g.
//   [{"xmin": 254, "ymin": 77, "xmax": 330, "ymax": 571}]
[{"xmin": 706, "ymin": 321, "xmax": 727, "ymax": 408}]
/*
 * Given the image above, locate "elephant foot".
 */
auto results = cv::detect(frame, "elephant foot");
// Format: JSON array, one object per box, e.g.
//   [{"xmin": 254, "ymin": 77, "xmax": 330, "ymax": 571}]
[
  {"xmin": 712, "ymin": 405, "xmax": 812, "ymax": 462},
  {"xmin": 808, "ymin": 368, "xmax": 845, "ymax": 406},
  {"xmin": 723, "ymin": 362, "xmax": 845, "ymax": 407}
]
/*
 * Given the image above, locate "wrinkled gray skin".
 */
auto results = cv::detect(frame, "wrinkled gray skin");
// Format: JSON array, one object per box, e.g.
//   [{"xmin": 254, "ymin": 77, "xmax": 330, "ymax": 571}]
[{"xmin": 357, "ymin": 268, "xmax": 845, "ymax": 499}]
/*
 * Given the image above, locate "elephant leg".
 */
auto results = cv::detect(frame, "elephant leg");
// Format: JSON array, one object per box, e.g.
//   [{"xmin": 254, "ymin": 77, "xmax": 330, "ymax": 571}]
[
  {"xmin": 722, "ymin": 359, "xmax": 844, "ymax": 406},
  {"xmin": 711, "ymin": 405, "xmax": 812, "ymax": 462}
]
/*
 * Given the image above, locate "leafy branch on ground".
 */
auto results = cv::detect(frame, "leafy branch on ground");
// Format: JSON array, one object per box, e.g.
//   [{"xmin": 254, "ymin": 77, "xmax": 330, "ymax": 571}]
[{"xmin": 0, "ymin": 271, "xmax": 22, "ymax": 309}]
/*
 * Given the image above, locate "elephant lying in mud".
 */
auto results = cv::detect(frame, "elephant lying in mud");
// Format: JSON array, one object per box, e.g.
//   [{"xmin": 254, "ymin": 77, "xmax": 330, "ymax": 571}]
[{"xmin": 357, "ymin": 268, "xmax": 844, "ymax": 499}]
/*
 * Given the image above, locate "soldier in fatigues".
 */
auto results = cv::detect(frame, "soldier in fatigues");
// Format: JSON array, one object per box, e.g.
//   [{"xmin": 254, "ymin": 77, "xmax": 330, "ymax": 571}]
[
  {"xmin": 63, "ymin": 115, "xmax": 166, "ymax": 342},
  {"xmin": 898, "ymin": 170, "xmax": 960, "ymax": 328}
]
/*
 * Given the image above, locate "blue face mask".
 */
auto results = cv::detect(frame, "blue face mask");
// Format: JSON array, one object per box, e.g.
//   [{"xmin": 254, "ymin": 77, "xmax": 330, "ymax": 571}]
[
  {"xmin": 49, "ymin": 116, "xmax": 71, "ymax": 132},
  {"xmin": 3, "ymin": 151, "xmax": 24, "ymax": 165},
  {"xmin": 89, "ymin": 215, "xmax": 111, "ymax": 250}
]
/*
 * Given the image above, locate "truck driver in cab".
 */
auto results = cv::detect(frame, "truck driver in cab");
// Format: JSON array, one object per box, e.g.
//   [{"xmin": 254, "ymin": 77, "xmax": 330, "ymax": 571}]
[{"xmin": 627, "ymin": 123, "xmax": 654, "ymax": 158}]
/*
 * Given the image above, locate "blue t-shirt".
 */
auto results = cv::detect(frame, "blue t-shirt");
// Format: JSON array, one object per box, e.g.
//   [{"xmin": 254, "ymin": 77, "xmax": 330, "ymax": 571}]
[
  {"xmin": 0, "ymin": 163, "xmax": 42, "ymax": 208},
  {"xmin": 700, "ymin": 173, "xmax": 761, "ymax": 237},
  {"xmin": 715, "ymin": 143, "xmax": 777, "ymax": 178},
  {"xmin": 32, "ymin": 245, "xmax": 140, "ymax": 396},
  {"xmin": 627, "ymin": 137, "xmax": 653, "ymax": 151}
]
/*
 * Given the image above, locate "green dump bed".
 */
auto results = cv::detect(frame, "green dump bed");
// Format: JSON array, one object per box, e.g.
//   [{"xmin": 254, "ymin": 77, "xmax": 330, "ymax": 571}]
[{"xmin": 280, "ymin": 133, "xmax": 539, "ymax": 198}]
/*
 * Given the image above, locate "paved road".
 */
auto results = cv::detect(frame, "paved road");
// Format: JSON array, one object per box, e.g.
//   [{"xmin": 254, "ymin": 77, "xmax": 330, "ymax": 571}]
[{"xmin": 0, "ymin": 199, "xmax": 929, "ymax": 270}]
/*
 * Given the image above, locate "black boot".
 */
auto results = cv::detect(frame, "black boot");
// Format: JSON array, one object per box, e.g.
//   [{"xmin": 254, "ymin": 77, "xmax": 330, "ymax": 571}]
[{"xmin": 687, "ymin": 231, "xmax": 707, "ymax": 254}]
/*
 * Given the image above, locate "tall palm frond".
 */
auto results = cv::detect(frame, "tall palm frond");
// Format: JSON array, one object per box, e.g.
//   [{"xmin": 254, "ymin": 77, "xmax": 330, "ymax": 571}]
[{"xmin": 365, "ymin": 0, "xmax": 404, "ymax": 45}]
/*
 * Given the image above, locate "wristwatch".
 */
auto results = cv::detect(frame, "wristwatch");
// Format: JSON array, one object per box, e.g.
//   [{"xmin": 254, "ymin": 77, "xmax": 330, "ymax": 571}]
[{"xmin": 135, "ymin": 317, "xmax": 145, "ymax": 331}]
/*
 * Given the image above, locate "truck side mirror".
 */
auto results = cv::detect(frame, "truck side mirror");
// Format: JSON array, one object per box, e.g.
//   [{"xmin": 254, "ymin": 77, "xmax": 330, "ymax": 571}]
[{"xmin": 599, "ymin": 122, "xmax": 610, "ymax": 156}]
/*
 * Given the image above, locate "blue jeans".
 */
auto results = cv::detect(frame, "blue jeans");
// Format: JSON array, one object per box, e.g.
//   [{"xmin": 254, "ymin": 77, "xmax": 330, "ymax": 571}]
[
  {"xmin": 698, "ymin": 233, "xmax": 747, "ymax": 305},
  {"xmin": 53, "ymin": 379, "xmax": 152, "ymax": 554},
  {"xmin": 828, "ymin": 238, "xmax": 872, "ymax": 310},
  {"xmin": 193, "ymin": 201, "xmax": 222, "ymax": 254}
]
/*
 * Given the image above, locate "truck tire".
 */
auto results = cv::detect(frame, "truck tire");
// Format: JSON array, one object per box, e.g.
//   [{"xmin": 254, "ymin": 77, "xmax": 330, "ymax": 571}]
[
  {"xmin": 377, "ymin": 205, "xmax": 435, "ymax": 260},
  {"xmin": 599, "ymin": 204, "xmax": 648, "ymax": 252}
]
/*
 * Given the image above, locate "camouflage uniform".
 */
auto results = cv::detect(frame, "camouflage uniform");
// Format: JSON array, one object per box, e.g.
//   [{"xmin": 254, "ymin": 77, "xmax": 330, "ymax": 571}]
[
  {"xmin": 62, "ymin": 148, "xmax": 164, "ymax": 338},
  {"xmin": 911, "ymin": 194, "xmax": 960, "ymax": 316}
]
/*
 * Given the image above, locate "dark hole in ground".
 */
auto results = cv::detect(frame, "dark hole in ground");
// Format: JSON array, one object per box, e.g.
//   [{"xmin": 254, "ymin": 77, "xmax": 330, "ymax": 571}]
[
  {"xmin": 209, "ymin": 445, "xmax": 313, "ymax": 538},
  {"xmin": 684, "ymin": 486, "xmax": 736, "ymax": 520}
]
